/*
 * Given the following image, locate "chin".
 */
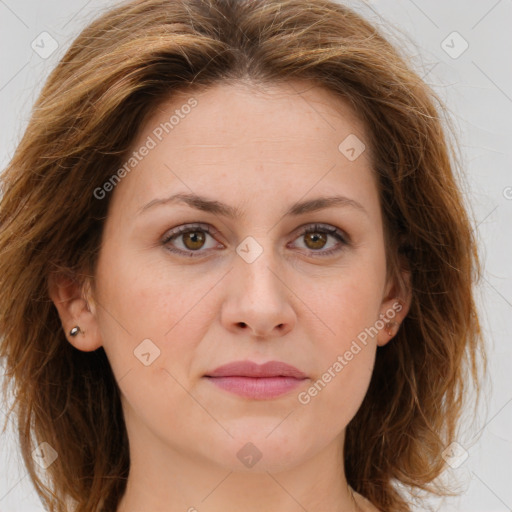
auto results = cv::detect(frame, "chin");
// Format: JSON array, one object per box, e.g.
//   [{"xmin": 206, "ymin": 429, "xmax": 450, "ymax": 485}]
[{"xmin": 203, "ymin": 423, "xmax": 314, "ymax": 474}]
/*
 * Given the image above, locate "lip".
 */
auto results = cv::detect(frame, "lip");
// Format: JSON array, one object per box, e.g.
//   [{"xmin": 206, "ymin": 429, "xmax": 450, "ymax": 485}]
[{"xmin": 204, "ymin": 360, "xmax": 308, "ymax": 400}]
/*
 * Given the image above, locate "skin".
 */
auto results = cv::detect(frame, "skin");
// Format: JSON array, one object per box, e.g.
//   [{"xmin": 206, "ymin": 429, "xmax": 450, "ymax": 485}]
[{"xmin": 49, "ymin": 80, "xmax": 411, "ymax": 512}]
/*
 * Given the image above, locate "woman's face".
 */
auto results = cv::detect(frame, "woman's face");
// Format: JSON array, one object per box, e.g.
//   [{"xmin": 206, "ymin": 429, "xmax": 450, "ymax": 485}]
[{"xmin": 81, "ymin": 81, "xmax": 409, "ymax": 473}]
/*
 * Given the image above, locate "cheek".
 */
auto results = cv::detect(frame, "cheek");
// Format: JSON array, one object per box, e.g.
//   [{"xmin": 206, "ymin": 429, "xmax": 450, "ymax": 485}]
[
  {"xmin": 315, "ymin": 260, "xmax": 385, "ymax": 349},
  {"xmin": 297, "ymin": 258, "xmax": 384, "ymax": 421},
  {"xmin": 295, "ymin": 348, "xmax": 375, "ymax": 445},
  {"xmin": 96, "ymin": 244, "xmax": 206, "ymax": 336},
  {"xmin": 94, "ymin": 246, "xmax": 226, "ymax": 386},
  {"xmin": 93, "ymin": 253, "xmax": 218, "ymax": 434},
  {"xmin": 298, "ymin": 285, "xmax": 379, "ymax": 435}
]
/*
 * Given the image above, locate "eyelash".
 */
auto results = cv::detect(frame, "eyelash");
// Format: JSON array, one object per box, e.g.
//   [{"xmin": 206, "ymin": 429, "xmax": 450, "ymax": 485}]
[{"xmin": 161, "ymin": 223, "xmax": 349, "ymax": 258}]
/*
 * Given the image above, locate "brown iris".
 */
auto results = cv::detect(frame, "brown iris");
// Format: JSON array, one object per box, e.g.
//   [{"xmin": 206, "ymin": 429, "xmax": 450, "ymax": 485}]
[
  {"xmin": 182, "ymin": 231, "xmax": 206, "ymax": 250},
  {"xmin": 304, "ymin": 231, "xmax": 327, "ymax": 250}
]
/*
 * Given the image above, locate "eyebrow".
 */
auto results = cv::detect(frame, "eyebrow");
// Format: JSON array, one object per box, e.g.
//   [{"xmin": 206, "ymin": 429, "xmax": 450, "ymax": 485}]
[{"xmin": 138, "ymin": 192, "xmax": 368, "ymax": 218}]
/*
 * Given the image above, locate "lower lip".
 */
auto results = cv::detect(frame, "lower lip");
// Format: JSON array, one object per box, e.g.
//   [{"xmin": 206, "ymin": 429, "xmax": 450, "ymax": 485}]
[{"xmin": 205, "ymin": 376, "xmax": 307, "ymax": 399}]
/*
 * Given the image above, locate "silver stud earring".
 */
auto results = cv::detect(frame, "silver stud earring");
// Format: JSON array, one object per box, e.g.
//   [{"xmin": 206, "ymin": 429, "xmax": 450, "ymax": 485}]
[{"xmin": 69, "ymin": 326, "xmax": 82, "ymax": 337}]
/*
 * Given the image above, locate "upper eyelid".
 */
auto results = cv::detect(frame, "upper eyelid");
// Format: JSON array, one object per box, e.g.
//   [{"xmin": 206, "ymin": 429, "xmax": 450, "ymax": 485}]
[
  {"xmin": 162, "ymin": 222, "xmax": 348, "ymax": 248},
  {"xmin": 163, "ymin": 222, "xmax": 344, "ymax": 238}
]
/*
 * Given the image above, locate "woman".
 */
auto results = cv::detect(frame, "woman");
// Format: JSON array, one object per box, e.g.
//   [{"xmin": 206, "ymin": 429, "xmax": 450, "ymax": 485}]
[{"xmin": 0, "ymin": 0, "xmax": 485, "ymax": 511}]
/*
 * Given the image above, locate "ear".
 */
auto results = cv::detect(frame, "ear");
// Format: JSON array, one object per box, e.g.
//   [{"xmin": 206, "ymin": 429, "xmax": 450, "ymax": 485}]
[
  {"xmin": 48, "ymin": 271, "xmax": 103, "ymax": 352},
  {"xmin": 376, "ymin": 265, "xmax": 412, "ymax": 347}
]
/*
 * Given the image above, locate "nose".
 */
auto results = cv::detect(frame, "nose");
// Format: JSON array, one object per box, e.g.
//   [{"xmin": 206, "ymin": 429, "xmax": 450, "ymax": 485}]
[{"xmin": 220, "ymin": 247, "xmax": 296, "ymax": 339}]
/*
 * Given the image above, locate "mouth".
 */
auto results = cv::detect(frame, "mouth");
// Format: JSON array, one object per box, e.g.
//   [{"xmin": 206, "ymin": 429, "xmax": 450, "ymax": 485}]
[{"xmin": 204, "ymin": 360, "xmax": 308, "ymax": 400}]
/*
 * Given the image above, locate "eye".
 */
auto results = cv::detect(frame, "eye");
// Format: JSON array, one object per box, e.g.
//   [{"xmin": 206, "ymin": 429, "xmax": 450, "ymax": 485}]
[
  {"xmin": 290, "ymin": 223, "xmax": 349, "ymax": 257},
  {"xmin": 162, "ymin": 222, "xmax": 349, "ymax": 258},
  {"xmin": 162, "ymin": 224, "xmax": 222, "ymax": 257}
]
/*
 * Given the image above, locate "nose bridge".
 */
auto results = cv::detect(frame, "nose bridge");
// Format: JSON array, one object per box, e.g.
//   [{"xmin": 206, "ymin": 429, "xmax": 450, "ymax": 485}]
[
  {"xmin": 222, "ymin": 234, "xmax": 295, "ymax": 337},
  {"xmin": 235, "ymin": 234, "xmax": 282, "ymax": 301}
]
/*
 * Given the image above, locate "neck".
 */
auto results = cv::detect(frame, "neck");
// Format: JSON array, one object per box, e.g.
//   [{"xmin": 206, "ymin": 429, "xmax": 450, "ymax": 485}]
[{"xmin": 116, "ymin": 430, "xmax": 362, "ymax": 512}]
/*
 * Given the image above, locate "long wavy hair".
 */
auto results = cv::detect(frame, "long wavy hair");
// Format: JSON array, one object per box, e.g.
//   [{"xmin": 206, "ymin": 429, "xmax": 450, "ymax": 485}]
[{"xmin": 0, "ymin": 0, "xmax": 486, "ymax": 511}]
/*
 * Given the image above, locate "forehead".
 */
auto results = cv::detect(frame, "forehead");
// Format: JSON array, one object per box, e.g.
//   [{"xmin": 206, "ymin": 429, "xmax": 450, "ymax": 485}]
[
  {"xmin": 142, "ymin": 79, "xmax": 370, "ymax": 152},
  {"xmin": 108, "ymin": 79, "xmax": 379, "ymax": 220}
]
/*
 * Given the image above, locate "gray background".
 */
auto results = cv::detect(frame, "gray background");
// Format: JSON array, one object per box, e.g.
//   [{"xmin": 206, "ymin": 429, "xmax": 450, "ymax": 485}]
[{"xmin": 0, "ymin": 1, "xmax": 511, "ymax": 511}]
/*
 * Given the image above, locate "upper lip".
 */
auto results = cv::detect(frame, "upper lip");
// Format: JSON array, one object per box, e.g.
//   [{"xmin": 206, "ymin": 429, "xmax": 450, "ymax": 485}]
[{"xmin": 205, "ymin": 360, "xmax": 307, "ymax": 379}]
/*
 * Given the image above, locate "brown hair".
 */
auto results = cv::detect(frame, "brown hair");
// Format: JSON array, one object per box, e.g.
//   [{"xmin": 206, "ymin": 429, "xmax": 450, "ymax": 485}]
[{"xmin": 0, "ymin": 0, "xmax": 486, "ymax": 511}]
